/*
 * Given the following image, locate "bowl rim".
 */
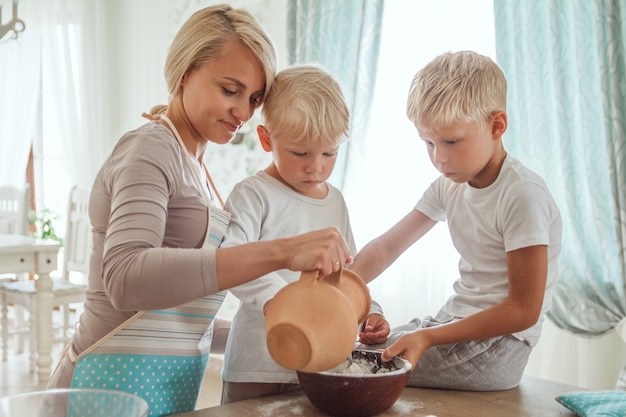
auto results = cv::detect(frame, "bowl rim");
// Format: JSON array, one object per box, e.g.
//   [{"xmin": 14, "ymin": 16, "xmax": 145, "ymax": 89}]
[
  {"xmin": 297, "ymin": 350, "xmax": 412, "ymax": 378},
  {"xmin": 0, "ymin": 388, "xmax": 149, "ymax": 411},
  {"xmin": 1, "ymin": 387, "xmax": 145, "ymax": 398}
]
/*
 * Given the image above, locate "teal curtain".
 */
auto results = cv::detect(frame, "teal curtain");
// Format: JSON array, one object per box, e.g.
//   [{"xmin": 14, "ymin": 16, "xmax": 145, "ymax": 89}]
[
  {"xmin": 494, "ymin": 0, "xmax": 626, "ymax": 387},
  {"xmin": 286, "ymin": 0, "xmax": 384, "ymax": 189}
]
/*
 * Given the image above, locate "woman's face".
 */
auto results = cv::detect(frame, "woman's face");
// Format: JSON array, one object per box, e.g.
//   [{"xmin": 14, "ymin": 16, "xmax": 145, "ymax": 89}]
[{"xmin": 181, "ymin": 40, "xmax": 266, "ymax": 145}]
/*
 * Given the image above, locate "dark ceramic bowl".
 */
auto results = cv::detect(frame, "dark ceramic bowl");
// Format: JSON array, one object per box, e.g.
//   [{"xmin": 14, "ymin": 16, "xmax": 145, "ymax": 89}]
[{"xmin": 296, "ymin": 350, "xmax": 412, "ymax": 417}]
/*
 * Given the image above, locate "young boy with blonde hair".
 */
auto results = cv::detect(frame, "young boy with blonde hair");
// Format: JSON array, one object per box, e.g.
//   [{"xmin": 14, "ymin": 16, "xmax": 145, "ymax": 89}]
[
  {"xmin": 351, "ymin": 51, "xmax": 562, "ymax": 391},
  {"xmin": 220, "ymin": 64, "xmax": 389, "ymax": 403}
]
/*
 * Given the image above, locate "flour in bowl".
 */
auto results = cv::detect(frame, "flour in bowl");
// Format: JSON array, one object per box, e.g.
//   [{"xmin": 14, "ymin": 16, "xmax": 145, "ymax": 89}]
[{"xmin": 329, "ymin": 356, "xmax": 397, "ymax": 375}]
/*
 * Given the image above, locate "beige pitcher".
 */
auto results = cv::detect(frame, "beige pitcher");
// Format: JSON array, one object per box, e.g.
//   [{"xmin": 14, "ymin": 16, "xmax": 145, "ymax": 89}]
[{"xmin": 265, "ymin": 268, "xmax": 371, "ymax": 373}]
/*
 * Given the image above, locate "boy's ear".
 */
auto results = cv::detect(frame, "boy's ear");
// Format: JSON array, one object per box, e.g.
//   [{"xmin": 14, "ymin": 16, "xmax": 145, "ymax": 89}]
[
  {"xmin": 257, "ymin": 125, "xmax": 272, "ymax": 152},
  {"xmin": 491, "ymin": 111, "xmax": 507, "ymax": 139}
]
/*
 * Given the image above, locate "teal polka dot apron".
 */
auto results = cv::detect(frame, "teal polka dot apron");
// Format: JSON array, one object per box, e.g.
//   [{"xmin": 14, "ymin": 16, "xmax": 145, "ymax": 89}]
[{"xmin": 69, "ymin": 114, "xmax": 231, "ymax": 417}]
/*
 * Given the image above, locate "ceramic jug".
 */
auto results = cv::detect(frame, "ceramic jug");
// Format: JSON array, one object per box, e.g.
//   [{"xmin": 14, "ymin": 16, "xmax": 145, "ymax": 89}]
[{"xmin": 265, "ymin": 268, "xmax": 371, "ymax": 373}]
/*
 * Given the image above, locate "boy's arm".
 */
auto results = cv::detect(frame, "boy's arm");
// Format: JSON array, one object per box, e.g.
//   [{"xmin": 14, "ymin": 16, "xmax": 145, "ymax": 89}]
[
  {"xmin": 382, "ymin": 244, "xmax": 548, "ymax": 367},
  {"xmin": 350, "ymin": 209, "xmax": 437, "ymax": 283}
]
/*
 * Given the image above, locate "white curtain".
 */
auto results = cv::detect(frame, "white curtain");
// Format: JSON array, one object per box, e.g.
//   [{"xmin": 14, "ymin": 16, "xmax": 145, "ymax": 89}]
[
  {"xmin": 0, "ymin": 0, "xmax": 41, "ymax": 187},
  {"xmin": 1, "ymin": 0, "xmax": 113, "ymax": 218},
  {"xmin": 40, "ymin": 0, "xmax": 112, "ymax": 193}
]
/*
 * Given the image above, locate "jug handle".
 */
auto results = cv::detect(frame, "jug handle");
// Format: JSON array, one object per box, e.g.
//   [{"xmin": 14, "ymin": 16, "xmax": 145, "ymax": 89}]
[
  {"xmin": 300, "ymin": 268, "xmax": 343, "ymax": 284},
  {"xmin": 300, "ymin": 269, "xmax": 320, "ymax": 283},
  {"xmin": 321, "ymin": 267, "xmax": 342, "ymax": 286}
]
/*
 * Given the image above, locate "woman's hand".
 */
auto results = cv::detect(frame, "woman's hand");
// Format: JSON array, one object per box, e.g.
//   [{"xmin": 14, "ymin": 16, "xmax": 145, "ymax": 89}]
[
  {"xmin": 216, "ymin": 226, "xmax": 351, "ymax": 290},
  {"xmin": 381, "ymin": 330, "xmax": 430, "ymax": 369},
  {"xmin": 281, "ymin": 226, "xmax": 352, "ymax": 276}
]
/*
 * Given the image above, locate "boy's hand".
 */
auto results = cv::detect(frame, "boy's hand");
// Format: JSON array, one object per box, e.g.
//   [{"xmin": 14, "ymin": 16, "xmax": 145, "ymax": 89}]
[
  {"xmin": 381, "ymin": 330, "xmax": 429, "ymax": 369},
  {"xmin": 358, "ymin": 313, "xmax": 390, "ymax": 345}
]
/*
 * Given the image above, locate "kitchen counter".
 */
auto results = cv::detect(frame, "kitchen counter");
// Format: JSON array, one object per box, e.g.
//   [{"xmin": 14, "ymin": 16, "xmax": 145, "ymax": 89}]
[{"xmin": 174, "ymin": 376, "xmax": 583, "ymax": 416}]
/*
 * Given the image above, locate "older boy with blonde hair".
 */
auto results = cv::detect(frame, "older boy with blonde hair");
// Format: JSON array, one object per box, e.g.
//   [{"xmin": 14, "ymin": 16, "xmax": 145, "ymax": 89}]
[
  {"xmin": 351, "ymin": 51, "xmax": 562, "ymax": 391},
  {"xmin": 220, "ymin": 65, "xmax": 389, "ymax": 403}
]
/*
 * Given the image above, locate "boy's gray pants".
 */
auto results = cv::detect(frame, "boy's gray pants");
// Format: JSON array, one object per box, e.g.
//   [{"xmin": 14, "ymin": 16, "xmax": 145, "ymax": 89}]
[{"xmin": 357, "ymin": 309, "xmax": 532, "ymax": 391}]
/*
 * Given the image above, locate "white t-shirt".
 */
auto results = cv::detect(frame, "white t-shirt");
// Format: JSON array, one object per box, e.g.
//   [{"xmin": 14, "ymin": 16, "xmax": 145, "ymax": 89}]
[
  {"xmin": 416, "ymin": 155, "xmax": 562, "ymax": 346},
  {"xmin": 221, "ymin": 170, "xmax": 382, "ymax": 383}
]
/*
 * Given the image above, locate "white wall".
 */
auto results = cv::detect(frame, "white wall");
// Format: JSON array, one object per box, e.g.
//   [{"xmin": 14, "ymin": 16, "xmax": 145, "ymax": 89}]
[{"xmin": 111, "ymin": 0, "xmax": 172, "ymax": 139}]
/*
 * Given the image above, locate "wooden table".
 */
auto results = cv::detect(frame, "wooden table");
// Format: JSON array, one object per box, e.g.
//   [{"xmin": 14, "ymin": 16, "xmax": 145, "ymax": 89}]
[
  {"xmin": 175, "ymin": 376, "xmax": 582, "ymax": 416},
  {"xmin": 0, "ymin": 234, "xmax": 61, "ymax": 383}
]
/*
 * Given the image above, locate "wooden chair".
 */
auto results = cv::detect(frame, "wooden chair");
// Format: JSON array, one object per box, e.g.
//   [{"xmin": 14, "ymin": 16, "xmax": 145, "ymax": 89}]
[{"xmin": 0, "ymin": 186, "xmax": 90, "ymax": 370}]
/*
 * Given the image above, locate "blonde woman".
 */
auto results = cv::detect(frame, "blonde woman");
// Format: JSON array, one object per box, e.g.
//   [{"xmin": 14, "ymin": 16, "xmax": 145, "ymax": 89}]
[{"xmin": 48, "ymin": 6, "xmax": 351, "ymax": 417}]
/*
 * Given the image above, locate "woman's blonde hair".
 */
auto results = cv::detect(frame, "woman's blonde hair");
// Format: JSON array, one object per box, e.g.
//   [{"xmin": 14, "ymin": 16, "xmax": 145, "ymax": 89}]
[
  {"xmin": 262, "ymin": 64, "xmax": 350, "ymax": 146},
  {"xmin": 407, "ymin": 51, "xmax": 507, "ymax": 132},
  {"xmin": 150, "ymin": 4, "xmax": 276, "ymax": 115}
]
